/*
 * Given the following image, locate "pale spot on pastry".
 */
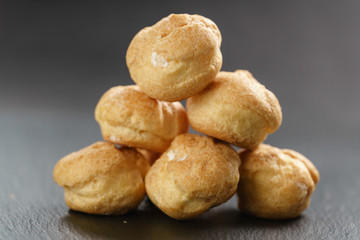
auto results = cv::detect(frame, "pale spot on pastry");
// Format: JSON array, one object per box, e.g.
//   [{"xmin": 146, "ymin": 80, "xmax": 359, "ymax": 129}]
[
  {"xmin": 297, "ymin": 182, "xmax": 308, "ymax": 199},
  {"xmin": 110, "ymin": 135, "xmax": 121, "ymax": 143},
  {"xmin": 167, "ymin": 150, "xmax": 175, "ymax": 161},
  {"xmin": 178, "ymin": 154, "xmax": 188, "ymax": 161},
  {"xmin": 151, "ymin": 52, "xmax": 168, "ymax": 67}
]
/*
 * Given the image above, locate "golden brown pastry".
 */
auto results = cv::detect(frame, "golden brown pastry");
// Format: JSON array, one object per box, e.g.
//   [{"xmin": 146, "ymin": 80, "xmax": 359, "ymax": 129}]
[
  {"xmin": 95, "ymin": 85, "xmax": 188, "ymax": 152},
  {"xmin": 237, "ymin": 144, "xmax": 320, "ymax": 219},
  {"xmin": 145, "ymin": 134, "xmax": 241, "ymax": 220},
  {"xmin": 186, "ymin": 70, "xmax": 282, "ymax": 149},
  {"xmin": 137, "ymin": 148, "xmax": 162, "ymax": 166},
  {"xmin": 53, "ymin": 141, "xmax": 150, "ymax": 215},
  {"xmin": 126, "ymin": 13, "xmax": 222, "ymax": 102}
]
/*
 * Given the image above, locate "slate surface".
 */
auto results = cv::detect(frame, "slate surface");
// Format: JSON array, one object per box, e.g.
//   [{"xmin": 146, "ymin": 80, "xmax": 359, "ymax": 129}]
[{"xmin": 1, "ymin": 0, "xmax": 360, "ymax": 239}]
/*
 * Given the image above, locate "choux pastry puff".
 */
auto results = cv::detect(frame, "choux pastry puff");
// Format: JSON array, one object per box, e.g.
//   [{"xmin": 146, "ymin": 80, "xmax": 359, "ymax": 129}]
[
  {"xmin": 187, "ymin": 70, "xmax": 282, "ymax": 149},
  {"xmin": 53, "ymin": 141, "xmax": 150, "ymax": 215},
  {"xmin": 237, "ymin": 144, "xmax": 319, "ymax": 219},
  {"xmin": 145, "ymin": 134, "xmax": 241, "ymax": 220},
  {"xmin": 95, "ymin": 85, "xmax": 188, "ymax": 152},
  {"xmin": 126, "ymin": 13, "xmax": 223, "ymax": 101}
]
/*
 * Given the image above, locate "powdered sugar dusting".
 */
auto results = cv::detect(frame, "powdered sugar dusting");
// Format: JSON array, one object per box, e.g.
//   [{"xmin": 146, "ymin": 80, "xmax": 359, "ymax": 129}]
[{"xmin": 151, "ymin": 52, "xmax": 168, "ymax": 67}]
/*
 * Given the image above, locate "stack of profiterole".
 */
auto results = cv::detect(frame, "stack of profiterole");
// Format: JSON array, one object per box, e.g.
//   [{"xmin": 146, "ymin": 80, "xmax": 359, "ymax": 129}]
[{"xmin": 53, "ymin": 14, "xmax": 319, "ymax": 220}]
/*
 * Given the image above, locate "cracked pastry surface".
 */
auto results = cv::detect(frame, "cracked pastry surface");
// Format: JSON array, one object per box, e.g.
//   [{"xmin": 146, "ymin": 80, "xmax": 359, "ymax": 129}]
[
  {"xmin": 237, "ymin": 144, "xmax": 319, "ymax": 219},
  {"xmin": 53, "ymin": 141, "xmax": 150, "ymax": 215},
  {"xmin": 126, "ymin": 13, "xmax": 222, "ymax": 102},
  {"xmin": 95, "ymin": 85, "xmax": 188, "ymax": 152},
  {"xmin": 145, "ymin": 134, "xmax": 241, "ymax": 220},
  {"xmin": 186, "ymin": 70, "xmax": 282, "ymax": 149}
]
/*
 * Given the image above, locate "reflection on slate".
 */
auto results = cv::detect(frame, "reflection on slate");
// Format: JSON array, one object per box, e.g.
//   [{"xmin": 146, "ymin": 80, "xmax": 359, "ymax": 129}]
[{"xmin": 62, "ymin": 197, "xmax": 301, "ymax": 240}]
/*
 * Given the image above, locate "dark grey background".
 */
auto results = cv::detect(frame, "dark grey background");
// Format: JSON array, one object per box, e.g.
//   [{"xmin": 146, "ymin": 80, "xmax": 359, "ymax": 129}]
[{"xmin": 1, "ymin": 0, "xmax": 359, "ymax": 239}]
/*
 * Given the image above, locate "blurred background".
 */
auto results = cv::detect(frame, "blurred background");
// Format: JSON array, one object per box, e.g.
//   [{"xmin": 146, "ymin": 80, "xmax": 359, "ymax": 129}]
[
  {"xmin": 0, "ymin": 0, "xmax": 359, "ymax": 239},
  {"xmin": 1, "ymin": 0, "xmax": 359, "ymax": 147}
]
